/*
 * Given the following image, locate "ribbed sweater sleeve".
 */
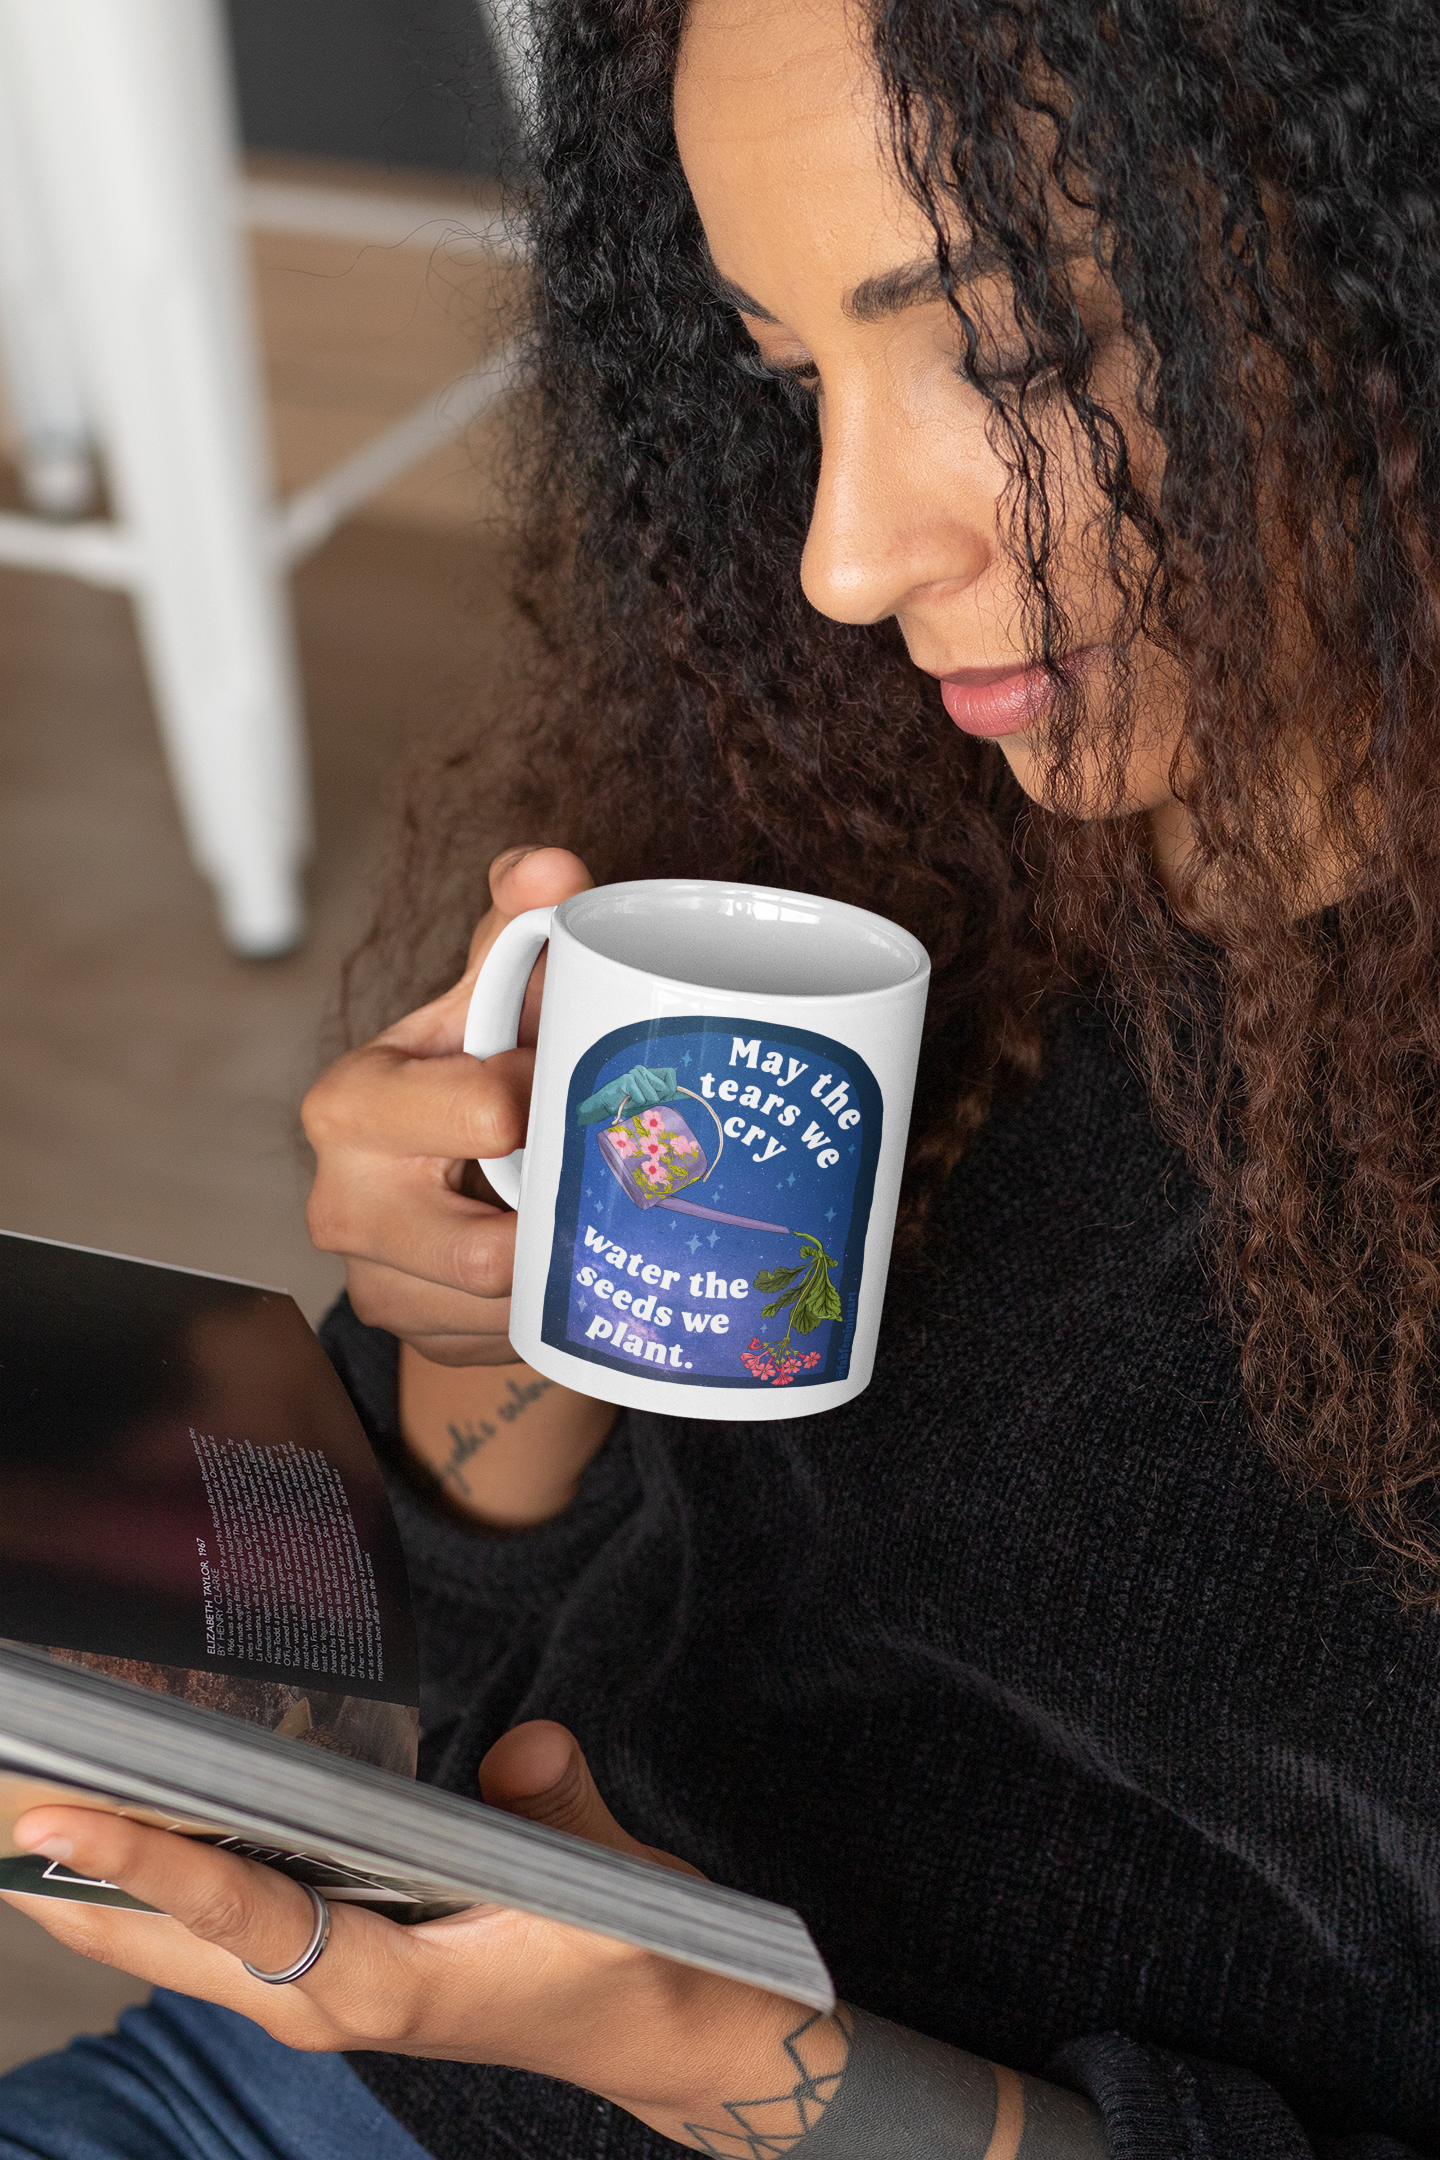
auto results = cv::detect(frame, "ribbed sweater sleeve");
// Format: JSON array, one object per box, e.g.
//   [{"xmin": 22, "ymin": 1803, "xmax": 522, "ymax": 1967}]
[{"xmin": 1050, "ymin": 2037, "xmax": 1429, "ymax": 2158}]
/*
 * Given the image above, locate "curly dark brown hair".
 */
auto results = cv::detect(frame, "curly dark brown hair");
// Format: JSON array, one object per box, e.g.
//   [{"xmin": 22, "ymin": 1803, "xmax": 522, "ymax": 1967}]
[{"xmin": 351, "ymin": 0, "xmax": 1440, "ymax": 1598}]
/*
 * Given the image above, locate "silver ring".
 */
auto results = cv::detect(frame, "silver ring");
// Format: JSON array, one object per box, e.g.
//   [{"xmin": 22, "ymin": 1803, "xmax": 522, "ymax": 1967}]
[{"xmin": 242, "ymin": 1882, "xmax": 331, "ymax": 1985}]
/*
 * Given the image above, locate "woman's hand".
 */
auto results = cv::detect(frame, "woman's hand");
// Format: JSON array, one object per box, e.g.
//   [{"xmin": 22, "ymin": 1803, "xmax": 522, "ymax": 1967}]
[
  {"xmin": 3, "ymin": 1723, "xmax": 821, "ymax": 2150},
  {"xmin": 303, "ymin": 846, "xmax": 594, "ymax": 1369}
]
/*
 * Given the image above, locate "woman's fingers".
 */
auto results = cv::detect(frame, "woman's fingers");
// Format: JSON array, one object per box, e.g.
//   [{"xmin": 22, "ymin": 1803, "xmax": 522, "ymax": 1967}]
[
  {"xmin": 305, "ymin": 1046, "xmax": 534, "ymax": 1173},
  {"xmin": 310, "ymin": 1176, "xmax": 518, "ymax": 1308},
  {"xmin": 483, "ymin": 847, "xmax": 595, "ymax": 961},
  {"xmin": 340, "ymin": 850, "xmax": 593, "ymax": 1070},
  {"xmin": 479, "ymin": 1724, "xmax": 707, "ymax": 1880},
  {"xmin": 14, "ymin": 1812, "xmax": 305, "ymax": 1967},
  {"xmin": 301, "ymin": 845, "xmax": 595, "ymax": 1360},
  {"xmin": 470, "ymin": 848, "xmax": 593, "ymax": 1048},
  {"xmin": 4, "ymin": 1785, "xmax": 731, "ymax": 2097},
  {"xmin": 345, "ymin": 1254, "xmax": 517, "ymax": 1362},
  {"xmin": 306, "ymin": 1047, "xmax": 533, "ymax": 1296},
  {"xmin": 6, "ymin": 1811, "xmax": 371, "ymax": 2031},
  {"xmin": 384, "ymin": 848, "xmax": 594, "ymax": 1059}
]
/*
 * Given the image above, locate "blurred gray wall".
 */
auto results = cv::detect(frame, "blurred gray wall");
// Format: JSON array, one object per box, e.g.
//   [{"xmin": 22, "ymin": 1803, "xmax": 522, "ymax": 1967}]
[{"xmin": 224, "ymin": 0, "xmax": 513, "ymax": 174}]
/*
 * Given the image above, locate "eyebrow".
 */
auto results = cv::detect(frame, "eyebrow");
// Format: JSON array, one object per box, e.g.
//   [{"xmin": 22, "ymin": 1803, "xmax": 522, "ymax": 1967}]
[
  {"xmin": 704, "ymin": 265, "xmax": 781, "ymax": 322},
  {"xmin": 704, "ymin": 239, "xmax": 1087, "ymax": 328},
  {"xmin": 704, "ymin": 253, "xmax": 952, "ymax": 325}
]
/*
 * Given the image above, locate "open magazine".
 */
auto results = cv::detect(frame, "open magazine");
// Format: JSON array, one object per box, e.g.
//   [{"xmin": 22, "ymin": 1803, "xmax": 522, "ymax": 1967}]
[{"xmin": 0, "ymin": 1230, "xmax": 833, "ymax": 2011}]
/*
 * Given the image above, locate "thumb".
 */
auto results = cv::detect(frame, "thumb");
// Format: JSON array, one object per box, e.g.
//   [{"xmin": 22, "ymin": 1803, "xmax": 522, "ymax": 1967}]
[
  {"xmin": 479, "ymin": 1721, "xmax": 704, "ymax": 1879},
  {"xmin": 382, "ymin": 847, "xmax": 594, "ymax": 1058},
  {"xmin": 462, "ymin": 846, "xmax": 595, "ymax": 988}
]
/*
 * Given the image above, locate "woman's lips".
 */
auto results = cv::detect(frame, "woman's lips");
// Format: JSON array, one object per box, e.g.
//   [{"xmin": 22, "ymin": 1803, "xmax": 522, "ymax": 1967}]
[
  {"xmin": 938, "ymin": 650, "xmax": 1098, "ymax": 738},
  {"xmin": 939, "ymin": 662, "xmax": 1054, "ymax": 738}
]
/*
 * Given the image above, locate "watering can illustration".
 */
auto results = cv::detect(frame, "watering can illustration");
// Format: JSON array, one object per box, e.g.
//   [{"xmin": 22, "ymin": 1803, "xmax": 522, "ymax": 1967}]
[{"xmin": 577, "ymin": 1065, "xmax": 790, "ymax": 1234}]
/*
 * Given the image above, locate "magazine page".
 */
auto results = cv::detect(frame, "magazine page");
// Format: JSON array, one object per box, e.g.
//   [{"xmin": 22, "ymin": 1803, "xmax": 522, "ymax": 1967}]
[
  {"xmin": 0, "ymin": 1232, "xmax": 419, "ymax": 1782},
  {"xmin": 0, "ymin": 1645, "xmax": 836, "ymax": 2006}
]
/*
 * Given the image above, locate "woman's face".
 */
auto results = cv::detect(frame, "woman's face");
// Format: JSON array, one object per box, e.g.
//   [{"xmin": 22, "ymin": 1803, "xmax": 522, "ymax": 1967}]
[{"xmin": 673, "ymin": 0, "xmax": 1192, "ymax": 858}]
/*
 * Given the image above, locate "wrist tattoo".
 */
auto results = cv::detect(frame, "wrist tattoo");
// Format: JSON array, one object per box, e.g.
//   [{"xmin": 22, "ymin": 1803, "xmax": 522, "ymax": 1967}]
[
  {"xmin": 688, "ymin": 2005, "xmax": 1107, "ymax": 2159},
  {"xmin": 439, "ymin": 1376, "xmax": 553, "ymax": 1497},
  {"xmin": 440, "ymin": 1420, "xmax": 489, "ymax": 1499},
  {"xmin": 683, "ymin": 2008, "xmax": 852, "ymax": 2156}
]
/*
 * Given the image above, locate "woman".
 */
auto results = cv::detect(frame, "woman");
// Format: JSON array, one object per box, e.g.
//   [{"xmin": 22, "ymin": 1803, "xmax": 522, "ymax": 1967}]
[{"xmin": 4, "ymin": 0, "xmax": 1439, "ymax": 2153}]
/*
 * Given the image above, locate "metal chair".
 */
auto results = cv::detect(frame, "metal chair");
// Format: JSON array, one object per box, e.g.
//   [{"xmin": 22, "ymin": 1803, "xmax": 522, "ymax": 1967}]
[{"xmin": 0, "ymin": 0, "xmax": 520, "ymax": 955}]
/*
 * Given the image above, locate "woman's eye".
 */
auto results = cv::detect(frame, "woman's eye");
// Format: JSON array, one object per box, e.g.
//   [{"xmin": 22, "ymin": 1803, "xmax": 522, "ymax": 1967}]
[
  {"xmin": 737, "ymin": 350, "xmax": 821, "ymax": 399},
  {"xmin": 971, "ymin": 353, "xmax": 1064, "ymax": 406}
]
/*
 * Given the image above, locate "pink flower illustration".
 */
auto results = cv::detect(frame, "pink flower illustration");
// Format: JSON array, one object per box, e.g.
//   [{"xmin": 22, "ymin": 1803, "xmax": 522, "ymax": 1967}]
[
  {"xmin": 607, "ymin": 1128, "xmax": 635, "ymax": 1156},
  {"xmin": 640, "ymin": 1109, "xmax": 666, "ymax": 1134},
  {"xmin": 741, "ymin": 1336, "xmax": 823, "ymax": 1387},
  {"xmin": 670, "ymin": 1130, "xmax": 699, "ymax": 1155},
  {"xmin": 642, "ymin": 1137, "xmax": 666, "ymax": 1160},
  {"xmin": 641, "ymin": 1159, "xmax": 670, "ymax": 1185}
]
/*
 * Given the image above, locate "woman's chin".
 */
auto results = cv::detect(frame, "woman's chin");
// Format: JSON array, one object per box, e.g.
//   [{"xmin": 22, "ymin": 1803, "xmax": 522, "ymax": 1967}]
[{"xmin": 992, "ymin": 734, "xmax": 1184, "ymax": 831}]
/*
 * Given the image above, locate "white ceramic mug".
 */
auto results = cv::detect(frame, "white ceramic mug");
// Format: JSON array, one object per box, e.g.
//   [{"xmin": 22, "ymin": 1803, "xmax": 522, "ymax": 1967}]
[{"xmin": 463, "ymin": 879, "xmax": 929, "ymax": 1421}]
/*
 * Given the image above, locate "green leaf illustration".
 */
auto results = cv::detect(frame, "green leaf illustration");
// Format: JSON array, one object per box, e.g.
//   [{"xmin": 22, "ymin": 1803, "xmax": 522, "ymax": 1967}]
[
  {"xmin": 790, "ymin": 1264, "xmax": 842, "ymax": 1334},
  {"xmin": 760, "ymin": 1287, "xmax": 803, "ymax": 1319},
  {"xmin": 746, "ymin": 1228, "xmax": 846, "ymax": 1381}
]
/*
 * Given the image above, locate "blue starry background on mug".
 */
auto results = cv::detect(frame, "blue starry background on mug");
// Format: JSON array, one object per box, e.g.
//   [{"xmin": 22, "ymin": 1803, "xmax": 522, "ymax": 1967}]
[{"xmin": 543, "ymin": 1017, "xmax": 882, "ymax": 1389}]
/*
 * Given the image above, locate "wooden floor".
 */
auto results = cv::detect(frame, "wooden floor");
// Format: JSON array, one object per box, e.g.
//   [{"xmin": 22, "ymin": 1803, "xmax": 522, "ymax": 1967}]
[{"xmin": 0, "ymin": 161, "xmax": 522, "ymax": 2073}]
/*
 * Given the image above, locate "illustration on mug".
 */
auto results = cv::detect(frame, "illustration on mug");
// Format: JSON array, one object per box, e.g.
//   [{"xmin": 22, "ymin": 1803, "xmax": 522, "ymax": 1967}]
[{"xmin": 546, "ymin": 1023, "xmax": 880, "ymax": 1391}]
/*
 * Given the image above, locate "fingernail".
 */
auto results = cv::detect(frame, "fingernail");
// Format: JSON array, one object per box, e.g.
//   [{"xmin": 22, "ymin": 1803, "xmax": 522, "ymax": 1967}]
[{"xmin": 15, "ymin": 1834, "xmax": 72, "ymax": 1861}]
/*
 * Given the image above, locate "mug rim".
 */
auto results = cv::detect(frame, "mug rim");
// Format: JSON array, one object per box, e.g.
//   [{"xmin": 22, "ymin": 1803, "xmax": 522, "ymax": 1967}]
[{"xmin": 552, "ymin": 877, "xmax": 930, "ymax": 1006}]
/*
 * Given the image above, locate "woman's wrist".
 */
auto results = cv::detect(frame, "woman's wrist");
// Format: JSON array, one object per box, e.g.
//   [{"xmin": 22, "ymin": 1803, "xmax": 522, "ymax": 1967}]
[
  {"xmin": 786, "ymin": 2008, "xmax": 1107, "ymax": 2158},
  {"xmin": 397, "ymin": 1341, "xmax": 615, "ymax": 1527},
  {"xmin": 593, "ymin": 1974, "xmax": 1108, "ymax": 2158},
  {"xmin": 588, "ymin": 1964, "xmax": 842, "ymax": 2150}
]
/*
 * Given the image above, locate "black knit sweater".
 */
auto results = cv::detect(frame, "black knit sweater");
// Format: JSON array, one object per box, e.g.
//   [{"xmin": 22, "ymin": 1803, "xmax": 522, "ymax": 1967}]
[{"xmin": 325, "ymin": 994, "xmax": 1440, "ymax": 2159}]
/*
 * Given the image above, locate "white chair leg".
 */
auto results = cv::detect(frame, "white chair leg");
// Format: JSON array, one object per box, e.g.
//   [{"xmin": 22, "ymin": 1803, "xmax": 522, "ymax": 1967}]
[
  {"xmin": 2, "ymin": 0, "xmax": 311, "ymax": 956},
  {"xmin": 475, "ymin": 0, "xmax": 538, "ymax": 136},
  {"xmin": 0, "ymin": 6, "xmax": 96, "ymax": 516}
]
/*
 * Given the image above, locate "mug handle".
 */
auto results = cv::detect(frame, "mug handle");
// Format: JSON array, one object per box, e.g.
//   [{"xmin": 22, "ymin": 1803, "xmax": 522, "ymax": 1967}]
[{"xmin": 462, "ymin": 905, "xmax": 556, "ymax": 1208}]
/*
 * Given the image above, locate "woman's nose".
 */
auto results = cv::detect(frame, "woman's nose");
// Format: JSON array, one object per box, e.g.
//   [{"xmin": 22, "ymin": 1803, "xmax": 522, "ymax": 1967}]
[{"xmin": 799, "ymin": 396, "xmax": 995, "ymax": 627}]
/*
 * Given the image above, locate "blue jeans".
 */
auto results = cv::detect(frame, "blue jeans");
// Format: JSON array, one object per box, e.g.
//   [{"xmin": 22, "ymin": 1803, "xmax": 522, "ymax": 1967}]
[{"xmin": 0, "ymin": 1992, "xmax": 427, "ymax": 2160}]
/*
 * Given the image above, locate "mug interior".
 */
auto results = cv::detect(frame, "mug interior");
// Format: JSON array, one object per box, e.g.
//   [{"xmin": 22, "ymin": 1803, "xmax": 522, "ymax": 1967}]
[{"xmin": 560, "ymin": 881, "xmax": 925, "ymax": 998}]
